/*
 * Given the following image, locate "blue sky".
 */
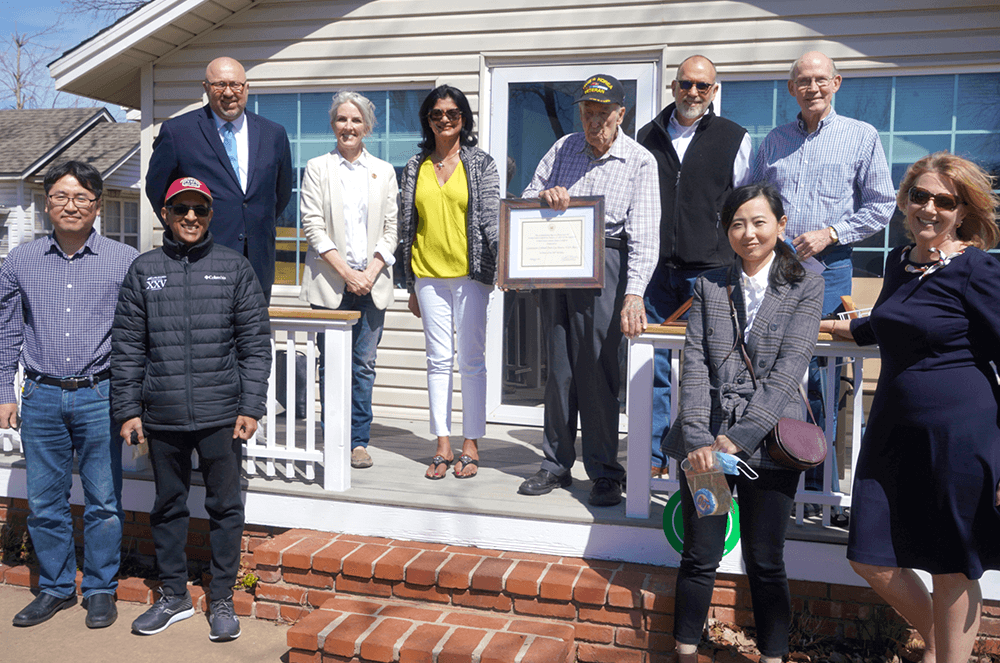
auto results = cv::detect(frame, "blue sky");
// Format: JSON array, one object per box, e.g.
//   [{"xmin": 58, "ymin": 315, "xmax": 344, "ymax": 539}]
[{"xmin": 1, "ymin": 0, "xmax": 124, "ymax": 110}]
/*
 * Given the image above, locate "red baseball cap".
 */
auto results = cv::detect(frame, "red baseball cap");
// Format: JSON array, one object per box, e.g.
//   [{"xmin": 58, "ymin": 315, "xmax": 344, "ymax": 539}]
[{"xmin": 164, "ymin": 177, "xmax": 213, "ymax": 204}]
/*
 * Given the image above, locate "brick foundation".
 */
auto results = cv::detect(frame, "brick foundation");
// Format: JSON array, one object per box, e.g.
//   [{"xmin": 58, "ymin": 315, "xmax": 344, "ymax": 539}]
[{"xmin": 3, "ymin": 498, "xmax": 1000, "ymax": 661}]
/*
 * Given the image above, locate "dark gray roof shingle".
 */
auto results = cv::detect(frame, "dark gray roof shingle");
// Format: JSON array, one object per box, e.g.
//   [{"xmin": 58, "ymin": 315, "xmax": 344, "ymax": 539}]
[
  {"xmin": 53, "ymin": 122, "xmax": 140, "ymax": 176},
  {"xmin": 0, "ymin": 108, "xmax": 122, "ymax": 177}
]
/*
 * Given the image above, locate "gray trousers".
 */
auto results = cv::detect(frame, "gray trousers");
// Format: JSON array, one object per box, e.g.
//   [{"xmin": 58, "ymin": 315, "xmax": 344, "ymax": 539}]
[{"xmin": 540, "ymin": 245, "xmax": 627, "ymax": 482}]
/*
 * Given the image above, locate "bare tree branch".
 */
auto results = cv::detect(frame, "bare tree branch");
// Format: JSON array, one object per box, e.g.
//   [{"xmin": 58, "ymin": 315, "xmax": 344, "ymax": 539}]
[
  {"xmin": 0, "ymin": 24, "xmax": 63, "ymax": 109},
  {"xmin": 60, "ymin": 0, "xmax": 150, "ymax": 22}
]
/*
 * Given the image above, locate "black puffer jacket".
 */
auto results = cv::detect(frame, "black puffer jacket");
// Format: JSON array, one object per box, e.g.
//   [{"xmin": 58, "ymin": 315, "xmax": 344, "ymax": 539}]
[{"xmin": 111, "ymin": 230, "xmax": 271, "ymax": 432}]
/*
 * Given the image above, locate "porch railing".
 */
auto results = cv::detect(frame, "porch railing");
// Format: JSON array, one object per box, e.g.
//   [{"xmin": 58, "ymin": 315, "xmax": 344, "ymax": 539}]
[
  {"xmin": 625, "ymin": 325, "xmax": 881, "ymax": 524},
  {"xmin": 0, "ymin": 308, "xmax": 360, "ymax": 492}
]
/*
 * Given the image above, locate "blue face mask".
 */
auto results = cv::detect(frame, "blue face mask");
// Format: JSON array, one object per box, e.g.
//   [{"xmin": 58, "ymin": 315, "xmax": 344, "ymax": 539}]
[{"xmin": 715, "ymin": 451, "xmax": 758, "ymax": 479}]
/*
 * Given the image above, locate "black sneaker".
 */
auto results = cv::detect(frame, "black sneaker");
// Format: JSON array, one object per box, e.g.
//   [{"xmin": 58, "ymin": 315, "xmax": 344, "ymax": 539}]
[
  {"xmin": 131, "ymin": 587, "xmax": 194, "ymax": 635},
  {"xmin": 518, "ymin": 469, "xmax": 572, "ymax": 496},
  {"xmin": 588, "ymin": 477, "xmax": 622, "ymax": 507},
  {"xmin": 208, "ymin": 597, "xmax": 241, "ymax": 642}
]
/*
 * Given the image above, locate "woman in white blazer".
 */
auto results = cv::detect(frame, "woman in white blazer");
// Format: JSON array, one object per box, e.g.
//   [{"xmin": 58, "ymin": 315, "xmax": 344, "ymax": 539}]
[{"xmin": 299, "ymin": 91, "xmax": 399, "ymax": 470}]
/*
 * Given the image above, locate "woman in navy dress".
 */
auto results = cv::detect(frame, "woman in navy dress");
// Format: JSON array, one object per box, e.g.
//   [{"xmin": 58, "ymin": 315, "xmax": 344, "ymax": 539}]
[{"xmin": 822, "ymin": 152, "xmax": 1000, "ymax": 662}]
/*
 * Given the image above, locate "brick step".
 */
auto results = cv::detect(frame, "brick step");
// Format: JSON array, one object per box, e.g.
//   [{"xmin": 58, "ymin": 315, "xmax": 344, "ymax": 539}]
[
  {"xmin": 252, "ymin": 530, "xmax": 676, "ymax": 663},
  {"xmin": 287, "ymin": 595, "xmax": 574, "ymax": 663}
]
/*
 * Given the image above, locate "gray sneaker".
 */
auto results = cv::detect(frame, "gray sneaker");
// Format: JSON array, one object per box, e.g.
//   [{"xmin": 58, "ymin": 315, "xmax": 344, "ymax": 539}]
[
  {"xmin": 208, "ymin": 597, "xmax": 240, "ymax": 641},
  {"xmin": 131, "ymin": 587, "xmax": 194, "ymax": 635}
]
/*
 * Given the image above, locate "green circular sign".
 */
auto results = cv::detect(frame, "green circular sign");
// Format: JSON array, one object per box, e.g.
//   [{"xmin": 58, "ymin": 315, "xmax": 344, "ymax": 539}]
[{"xmin": 662, "ymin": 491, "xmax": 741, "ymax": 555}]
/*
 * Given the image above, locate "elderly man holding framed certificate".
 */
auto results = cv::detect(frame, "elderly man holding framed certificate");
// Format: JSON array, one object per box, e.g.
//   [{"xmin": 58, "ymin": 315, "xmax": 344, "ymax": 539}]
[{"xmin": 515, "ymin": 74, "xmax": 660, "ymax": 507}]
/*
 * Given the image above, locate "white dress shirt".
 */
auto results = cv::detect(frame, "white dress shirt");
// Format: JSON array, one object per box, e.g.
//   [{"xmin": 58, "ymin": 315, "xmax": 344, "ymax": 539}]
[
  {"xmin": 740, "ymin": 250, "xmax": 775, "ymax": 335},
  {"xmin": 212, "ymin": 112, "xmax": 249, "ymax": 192},
  {"xmin": 334, "ymin": 149, "xmax": 370, "ymax": 269}
]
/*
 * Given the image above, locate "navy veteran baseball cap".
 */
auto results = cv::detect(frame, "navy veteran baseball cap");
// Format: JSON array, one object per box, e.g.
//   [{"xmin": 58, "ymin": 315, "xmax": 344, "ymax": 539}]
[
  {"xmin": 165, "ymin": 176, "xmax": 213, "ymax": 204},
  {"xmin": 574, "ymin": 74, "xmax": 625, "ymax": 105}
]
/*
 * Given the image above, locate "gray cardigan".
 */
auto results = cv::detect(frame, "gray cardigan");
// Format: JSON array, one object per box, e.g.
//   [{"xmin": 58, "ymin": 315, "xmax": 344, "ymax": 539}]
[
  {"xmin": 398, "ymin": 145, "xmax": 500, "ymax": 292},
  {"xmin": 663, "ymin": 263, "xmax": 824, "ymax": 471}
]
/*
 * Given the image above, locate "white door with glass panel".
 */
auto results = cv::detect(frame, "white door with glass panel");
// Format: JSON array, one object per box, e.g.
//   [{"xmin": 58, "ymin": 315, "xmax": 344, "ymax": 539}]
[{"xmin": 483, "ymin": 62, "xmax": 659, "ymax": 426}]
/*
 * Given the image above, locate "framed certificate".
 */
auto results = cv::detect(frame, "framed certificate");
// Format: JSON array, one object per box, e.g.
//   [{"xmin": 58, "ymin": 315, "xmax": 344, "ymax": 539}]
[{"xmin": 497, "ymin": 197, "xmax": 605, "ymax": 289}]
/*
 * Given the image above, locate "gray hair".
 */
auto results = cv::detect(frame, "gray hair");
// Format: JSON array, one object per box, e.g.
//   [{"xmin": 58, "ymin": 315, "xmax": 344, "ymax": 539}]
[
  {"xmin": 789, "ymin": 52, "xmax": 839, "ymax": 81},
  {"xmin": 328, "ymin": 91, "xmax": 377, "ymax": 135}
]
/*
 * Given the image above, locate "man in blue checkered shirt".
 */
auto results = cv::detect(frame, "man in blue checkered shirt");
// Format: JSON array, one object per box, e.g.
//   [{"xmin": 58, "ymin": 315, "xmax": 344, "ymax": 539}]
[
  {"xmin": 0, "ymin": 161, "xmax": 138, "ymax": 629},
  {"xmin": 753, "ymin": 51, "xmax": 895, "ymax": 517}
]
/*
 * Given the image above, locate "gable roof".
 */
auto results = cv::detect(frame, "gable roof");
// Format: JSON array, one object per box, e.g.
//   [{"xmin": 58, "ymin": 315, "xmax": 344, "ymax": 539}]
[
  {"xmin": 0, "ymin": 108, "xmax": 138, "ymax": 180},
  {"xmin": 0, "ymin": 108, "xmax": 114, "ymax": 178},
  {"xmin": 53, "ymin": 122, "xmax": 141, "ymax": 178}
]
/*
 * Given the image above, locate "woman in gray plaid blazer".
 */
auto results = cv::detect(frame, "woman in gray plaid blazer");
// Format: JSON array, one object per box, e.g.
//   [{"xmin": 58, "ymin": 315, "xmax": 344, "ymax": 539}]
[{"xmin": 663, "ymin": 183, "xmax": 824, "ymax": 662}]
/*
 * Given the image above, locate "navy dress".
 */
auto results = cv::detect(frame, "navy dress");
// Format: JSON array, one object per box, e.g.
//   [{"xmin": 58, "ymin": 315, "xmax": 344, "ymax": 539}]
[{"xmin": 847, "ymin": 245, "xmax": 1000, "ymax": 579}]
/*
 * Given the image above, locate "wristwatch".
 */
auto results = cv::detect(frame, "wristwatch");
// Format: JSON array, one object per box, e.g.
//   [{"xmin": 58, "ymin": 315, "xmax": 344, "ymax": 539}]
[{"xmin": 828, "ymin": 226, "xmax": 839, "ymax": 245}]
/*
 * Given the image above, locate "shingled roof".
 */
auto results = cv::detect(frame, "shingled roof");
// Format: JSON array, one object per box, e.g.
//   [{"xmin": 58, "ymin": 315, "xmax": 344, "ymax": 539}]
[
  {"xmin": 53, "ymin": 122, "xmax": 140, "ymax": 176},
  {"xmin": 0, "ymin": 108, "xmax": 121, "ymax": 178}
]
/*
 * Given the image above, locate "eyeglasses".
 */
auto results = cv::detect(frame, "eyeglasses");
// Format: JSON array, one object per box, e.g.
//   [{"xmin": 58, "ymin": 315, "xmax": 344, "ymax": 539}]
[
  {"xmin": 794, "ymin": 77, "xmax": 834, "ymax": 90},
  {"xmin": 427, "ymin": 109, "xmax": 462, "ymax": 122},
  {"xmin": 207, "ymin": 81, "xmax": 246, "ymax": 93},
  {"xmin": 168, "ymin": 204, "xmax": 212, "ymax": 217},
  {"xmin": 676, "ymin": 80, "xmax": 714, "ymax": 93},
  {"xmin": 908, "ymin": 187, "xmax": 963, "ymax": 212},
  {"xmin": 48, "ymin": 193, "xmax": 97, "ymax": 208}
]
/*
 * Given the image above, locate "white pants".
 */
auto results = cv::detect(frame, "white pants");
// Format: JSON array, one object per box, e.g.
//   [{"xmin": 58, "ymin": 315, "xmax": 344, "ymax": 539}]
[{"xmin": 415, "ymin": 277, "xmax": 491, "ymax": 439}]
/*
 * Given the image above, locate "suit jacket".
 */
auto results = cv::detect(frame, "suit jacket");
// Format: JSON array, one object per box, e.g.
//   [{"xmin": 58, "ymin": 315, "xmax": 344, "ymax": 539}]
[
  {"xmin": 663, "ymin": 261, "xmax": 824, "ymax": 470},
  {"xmin": 145, "ymin": 105, "xmax": 293, "ymax": 300},
  {"xmin": 297, "ymin": 149, "xmax": 399, "ymax": 310}
]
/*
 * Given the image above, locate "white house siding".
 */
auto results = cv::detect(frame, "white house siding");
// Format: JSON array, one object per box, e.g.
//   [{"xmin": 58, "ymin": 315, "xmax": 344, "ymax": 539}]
[
  {"xmin": 0, "ymin": 181, "xmax": 21, "ymax": 258},
  {"xmin": 104, "ymin": 152, "xmax": 142, "ymax": 190},
  {"xmin": 142, "ymin": 0, "xmax": 1000, "ymax": 420}
]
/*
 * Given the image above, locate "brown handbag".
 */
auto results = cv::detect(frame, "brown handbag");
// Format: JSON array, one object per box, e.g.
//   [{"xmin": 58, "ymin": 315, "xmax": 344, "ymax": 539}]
[{"xmin": 725, "ymin": 280, "xmax": 827, "ymax": 471}]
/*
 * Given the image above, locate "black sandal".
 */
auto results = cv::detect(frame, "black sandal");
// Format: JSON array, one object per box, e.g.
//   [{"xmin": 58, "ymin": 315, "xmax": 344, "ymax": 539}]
[
  {"xmin": 454, "ymin": 454, "xmax": 479, "ymax": 479},
  {"xmin": 425, "ymin": 455, "xmax": 451, "ymax": 480}
]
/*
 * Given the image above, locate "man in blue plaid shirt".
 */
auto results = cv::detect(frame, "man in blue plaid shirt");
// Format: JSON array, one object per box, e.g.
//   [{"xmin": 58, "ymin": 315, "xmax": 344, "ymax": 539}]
[
  {"xmin": 753, "ymin": 52, "xmax": 895, "ymax": 517},
  {"xmin": 0, "ymin": 161, "xmax": 138, "ymax": 629}
]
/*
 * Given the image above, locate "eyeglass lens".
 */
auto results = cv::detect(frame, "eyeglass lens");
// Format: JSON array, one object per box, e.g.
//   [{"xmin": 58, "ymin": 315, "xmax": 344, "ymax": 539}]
[
  {"xmin": 209, "ymin": 81, "xmax": 245, "ymax": 92},
  {"xmin": 49, "ymin": 194, "xmax": 95, "ymax": 206},
  {"xmin": 908, "ymin": 187, "xmax": 960, "ymax": 211},
  {"xmin": 170, "ymin": 204, "xmax": 211, "ymax": 217},
  {"xmin": 428, "ymin": 109, "xmax": 462, "ymax": 121},
  {"xmin": 677, "ymin": 80, "xmax": 713, "ymax": 92}
]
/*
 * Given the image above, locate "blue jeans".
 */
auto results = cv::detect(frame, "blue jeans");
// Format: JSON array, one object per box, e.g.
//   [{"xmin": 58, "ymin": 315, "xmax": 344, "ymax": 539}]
[
  {"xmin": 20, "ymin": 378, "xmax": 123, "ymax": 599},
  {"xmin": 643, "ymin": 264, "xmax": 703, "ymax": 468},
  {"xmin": 805, "ymin": 246, "xmax": 853, "ymax": 495},
  {"xmin": 315, "ymin": 293, "xmax": 385, "ymax": 449}
]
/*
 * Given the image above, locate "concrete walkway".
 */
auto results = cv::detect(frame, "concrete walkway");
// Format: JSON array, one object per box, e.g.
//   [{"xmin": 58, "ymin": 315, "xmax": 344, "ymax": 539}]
[{"xmin": 0, "ymin": 585, "xmax": 290, "ymax": 662}]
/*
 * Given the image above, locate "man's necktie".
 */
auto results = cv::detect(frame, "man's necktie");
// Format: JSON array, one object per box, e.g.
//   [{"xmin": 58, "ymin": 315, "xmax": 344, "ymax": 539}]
[{"xmin": 223, "ymin": 122, "xmax": 241, "ymax": 188}]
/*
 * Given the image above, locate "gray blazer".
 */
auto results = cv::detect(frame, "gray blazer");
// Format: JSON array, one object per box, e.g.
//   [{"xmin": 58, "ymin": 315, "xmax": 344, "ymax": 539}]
[{"xmin": 663, "ymin": 262, "xmax": 824, "ymax": 470}]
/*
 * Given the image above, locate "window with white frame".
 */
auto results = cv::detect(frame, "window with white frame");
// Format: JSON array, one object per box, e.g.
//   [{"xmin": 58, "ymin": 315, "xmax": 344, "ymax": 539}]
[
  {"xmin": 248, "ymin": 90, "xmax": 429, "ymax": 287},
  {"xmin": 102, "ymin": 197, "xmax": 139, "ymax": 249},
  {"xmin": 722, "ymin": 72, "xmax": 1000, "ymax": 277}
]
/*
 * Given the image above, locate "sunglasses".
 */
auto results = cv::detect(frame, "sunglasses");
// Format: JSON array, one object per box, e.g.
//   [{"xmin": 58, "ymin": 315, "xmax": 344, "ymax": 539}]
[
  {"xmin": 169, "ymin": 204, "xmax": 211, "ymax": 217},
  {"xmin": 908, "ymin": 187, "xmax": 962, "ymax": 212},
  {"xmin": 427, "ymin": 109, "xmax": 462, "ymax": 122},
  {"xmin": 676, "ymin": 80, "xmax": 714, "ymax": 92}
]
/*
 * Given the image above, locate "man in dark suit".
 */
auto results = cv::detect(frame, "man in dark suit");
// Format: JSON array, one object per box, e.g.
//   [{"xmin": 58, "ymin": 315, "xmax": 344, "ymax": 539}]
[{"xmin": 146, "ymin": 56, "xmax": 293, "ymax": 301}]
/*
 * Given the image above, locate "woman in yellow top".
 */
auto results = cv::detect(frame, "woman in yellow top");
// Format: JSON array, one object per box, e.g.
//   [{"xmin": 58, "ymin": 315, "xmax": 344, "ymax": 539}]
[{"xmin": 398, "ymin": 85, "xmax": 500, "ymax": 479}]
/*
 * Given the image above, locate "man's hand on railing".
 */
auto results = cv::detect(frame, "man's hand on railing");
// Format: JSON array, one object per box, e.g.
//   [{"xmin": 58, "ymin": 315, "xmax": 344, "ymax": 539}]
[
  {"xmin": 0, "ymin": 403, "xmax": 18, "ymax": 429},
  {"xmin": 233, "ymin": 415, "xmax": 258, "ymax": 441},
  {"xmin": 121, "ymin": 417, "xmax": 145, "ymax": 446}
]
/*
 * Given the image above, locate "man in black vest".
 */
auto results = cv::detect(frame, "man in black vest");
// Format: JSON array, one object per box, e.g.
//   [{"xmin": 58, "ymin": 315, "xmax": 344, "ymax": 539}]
[{"xmin": 638, "ymin": 55, "xmax": 752, "ymax": 476}]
